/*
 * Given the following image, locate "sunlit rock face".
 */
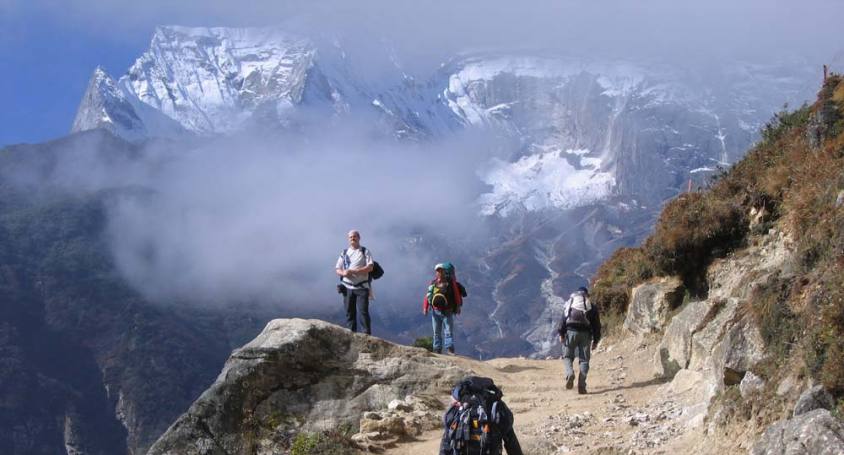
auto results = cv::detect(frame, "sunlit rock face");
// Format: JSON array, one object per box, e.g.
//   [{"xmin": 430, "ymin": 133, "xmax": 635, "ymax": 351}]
[{"xmin": 147, "ymin": 319, "xmax": 467, "ymax": 455}]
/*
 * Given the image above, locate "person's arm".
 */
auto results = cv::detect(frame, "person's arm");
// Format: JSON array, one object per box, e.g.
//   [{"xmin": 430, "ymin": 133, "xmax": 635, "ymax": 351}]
[
  {"xmin": 558, "ymin": 297, "xmax": 572, "ymax": 342},
  {"xmin": 352, "ymin": 263, "xmax": 374, "ymax": 273},
  {"xmin": 348, "ymin": 249, "xmax": 374, "ymax": 273},
  {"xmin": 589, "ymin": 303, "xmax": 602, "ymax": 347},
  {"xmin": 335, "ymin": 255, "xmax": 347, "ymax": 277},
  {"xmin": 498, "ymin": 404, "xmax": 523, "ymax": 455},
  {"xmin": 439, "ymin": 405, "xmax": 458, "ymax": 455},
  {"xmin": 556, "ymin": 319, "xmax": 566, "ymax": 343},
  {"xmin": 502, "ymin": 428, "xmax": 523, "ymax": 455}
]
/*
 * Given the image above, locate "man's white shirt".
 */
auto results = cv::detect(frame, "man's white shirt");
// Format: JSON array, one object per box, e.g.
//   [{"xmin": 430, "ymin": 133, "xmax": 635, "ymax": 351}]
[{"xmin": 336, "ymin": 247, "xmax": 374, "ymax": 290}]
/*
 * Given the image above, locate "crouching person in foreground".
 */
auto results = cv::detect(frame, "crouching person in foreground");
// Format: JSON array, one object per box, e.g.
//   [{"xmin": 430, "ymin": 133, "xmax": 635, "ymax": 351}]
[{"xmin": 440, "ymin": 376, "xmax": 523, "ymax": 455}]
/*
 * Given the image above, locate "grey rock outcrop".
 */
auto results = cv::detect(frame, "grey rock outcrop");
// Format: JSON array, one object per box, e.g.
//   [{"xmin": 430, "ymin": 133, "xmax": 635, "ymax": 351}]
[
  {"xmin": 793, "ymin": 385, "xmax": 836, "ymax": 417},
  {"xmin": 739, "ymin": 371, "xmax": 766, "ymax": 398},
  {"xmin": 751, "ymin": 409, "xmax": 844, "ymax": 455},
  {"xmin": 652, "ymin": 230, "xmax": 795, "ymax": 414},
  {"xmin": 352, "ymin": 394, "xmax": 444, "ymax": 452},
  {"xmin": 653, "ymin": 298, "xmax": 713, "ymax": 379},
  {"xmin": 147, "ymin": 319, "xmax": 468, "ymax": 455},
  {"xmin": 624, "ymin": 276, "xmax": 684, "ymax": 334}
]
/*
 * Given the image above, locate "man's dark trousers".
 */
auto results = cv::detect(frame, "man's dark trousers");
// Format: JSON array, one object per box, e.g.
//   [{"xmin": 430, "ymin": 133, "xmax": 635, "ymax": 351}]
[{"xmin": 344, "ymin": 288, "xmax": 371, "ymax": 335}]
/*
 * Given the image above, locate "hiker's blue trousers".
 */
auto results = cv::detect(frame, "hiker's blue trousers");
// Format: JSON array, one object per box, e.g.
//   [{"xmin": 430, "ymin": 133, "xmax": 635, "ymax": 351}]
[
  {"xmin": 562, "ymin": 329, "xmax": 592, "ymax": 386},
  {"xmin": 431, "ymin": 309, "xmax": 454, "ymax": 351}
]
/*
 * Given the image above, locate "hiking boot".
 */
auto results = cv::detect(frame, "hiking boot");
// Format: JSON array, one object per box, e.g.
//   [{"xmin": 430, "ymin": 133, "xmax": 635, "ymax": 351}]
[
  {"xmin": 434, "ymin": 348, "xmax": 442, "ymax": 354},
  {"xmin": 578, "ymin": 383, "xmax": 587, "ymax": 395},
  {"xmin": 447, "ymin": 346, "xmax": 455, "ymax": 354},
  {"xmin": 565, "ymin": 375, "xmax": 575, "ymax": 390}
]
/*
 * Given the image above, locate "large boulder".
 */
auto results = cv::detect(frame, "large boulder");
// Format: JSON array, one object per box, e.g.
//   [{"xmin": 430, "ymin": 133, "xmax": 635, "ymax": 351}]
[
  {"xmin": 653, "ymin": 298, "xmax": 713, "ymax": 379},
  {"xmin": 793, "ymin": 385, "xmax": 836, "ymax": 417},
  {"xmin": 751, "ymin": 409, "xmax": 844, "ymax": 455},
  {"xmin": 624, "ymin": 276, "xmax": 684, "ymax": 334},
  {"xmin": 709, "ymin": 315, "xmax": 766, "ymax": 388},
  {"xmin": 147, "ymin": 319, "xmax": 469, "ymax": 455},
  {"xmin": 687, "ymin": 297, "xmax": 740, "ymax": 372}
]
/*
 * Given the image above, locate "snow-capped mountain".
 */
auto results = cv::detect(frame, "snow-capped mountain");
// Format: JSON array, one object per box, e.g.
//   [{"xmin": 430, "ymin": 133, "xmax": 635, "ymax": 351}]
[
  {"xmin": 74, "ymin": 27, "xmax": 320, "ymax": 137},
  {"xmin": 72, "ymin": 67, "xmax": 150, "ymax": 141},
  {"xmin": 72, "ymin": 26, "xmax": 821, "ymax": 357}
]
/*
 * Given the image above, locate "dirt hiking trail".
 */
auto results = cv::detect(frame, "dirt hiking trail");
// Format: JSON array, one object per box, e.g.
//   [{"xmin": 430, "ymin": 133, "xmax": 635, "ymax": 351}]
[{"xmin": 383, "ymin": 336, "xmax": 733, "ymax": 455}]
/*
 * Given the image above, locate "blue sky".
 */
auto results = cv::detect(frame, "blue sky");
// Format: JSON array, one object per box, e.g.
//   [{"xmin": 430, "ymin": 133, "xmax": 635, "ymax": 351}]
[
  {"xmin": 0, "ymin": 7, "xmax": 149, "ymax": 146},
  {"xmin": 1, "ymin": 0, "xmax": 842, "ymax": 147}
]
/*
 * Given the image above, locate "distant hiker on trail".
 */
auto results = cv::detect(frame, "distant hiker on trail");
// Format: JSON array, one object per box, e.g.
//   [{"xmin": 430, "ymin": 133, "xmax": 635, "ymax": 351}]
[
  {"xmin": 557, "ymin": 286, "xmax": 601, "ymax": 394},
  {"xmin": 439, "ymin": 376, "xmax": 523, "ymax": 455},
  {"xmin": 423, "ymin": 262, "xmax": 467, "ymax": 354},
  {"xmin": 335, "ymin": 230, "xmax": 374, "ymax": 335}
]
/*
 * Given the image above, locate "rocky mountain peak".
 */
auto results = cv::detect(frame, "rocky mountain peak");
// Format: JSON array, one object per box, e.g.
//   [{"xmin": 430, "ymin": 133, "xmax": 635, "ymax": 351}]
[
  {"xmin": 71, "ymin": 66, "xmax": 147, "ymax": 141},
  {"xmin": 124, "ymin": 26, "xmax": 316, "ymax": 134}
]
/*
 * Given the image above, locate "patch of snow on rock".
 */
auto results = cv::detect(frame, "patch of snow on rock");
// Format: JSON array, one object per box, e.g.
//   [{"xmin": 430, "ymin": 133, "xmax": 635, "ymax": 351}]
[{"xmin": 479, "ymin": 148, "xmax": 615, "ymax": 216}]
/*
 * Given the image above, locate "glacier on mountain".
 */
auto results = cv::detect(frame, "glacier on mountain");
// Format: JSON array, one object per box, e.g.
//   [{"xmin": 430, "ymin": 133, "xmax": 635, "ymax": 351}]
[{"xmin": 478, "ymin": 149, "xmax": 615, "ymax": 216}]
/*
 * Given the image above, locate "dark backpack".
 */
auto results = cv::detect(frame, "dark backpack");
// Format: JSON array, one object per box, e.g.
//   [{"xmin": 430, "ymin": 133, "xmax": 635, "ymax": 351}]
[
  {"xmin": 370, "ymin": 260, "xmax": 384, "ymax": 280},
  {"xmin": 444, "ymin": 377, "xmax": 512, "ymax": 455}
]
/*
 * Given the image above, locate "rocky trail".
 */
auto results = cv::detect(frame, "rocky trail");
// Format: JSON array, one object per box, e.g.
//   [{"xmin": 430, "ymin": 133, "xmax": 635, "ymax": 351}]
[
  {"xmin": 147, "ymin": 316, "xmax": 844, "ymax": 455},
  {"xmin": 382, "ymin": 335, "xmax": 718, "ymax": 455}
]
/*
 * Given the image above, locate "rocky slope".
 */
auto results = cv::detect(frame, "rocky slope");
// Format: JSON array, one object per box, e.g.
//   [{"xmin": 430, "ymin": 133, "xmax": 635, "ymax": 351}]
[{"xmin": 147, "ymin": 319, "xmax": 468, "ymax": 455}]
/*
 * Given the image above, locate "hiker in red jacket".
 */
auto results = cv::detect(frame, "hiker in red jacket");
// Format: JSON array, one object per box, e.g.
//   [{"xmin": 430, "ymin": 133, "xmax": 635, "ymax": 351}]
[{"xmin": 423, "ymin": 263, "xmax": 466, "ymax": 354}]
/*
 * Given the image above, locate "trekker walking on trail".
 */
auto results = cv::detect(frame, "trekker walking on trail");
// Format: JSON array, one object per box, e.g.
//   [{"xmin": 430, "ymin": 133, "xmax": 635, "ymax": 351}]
[
  {"xmin": 423, "ymin": 262, "xmax": 467, "ymax": 354},
  {"xmin": 439, "ymin": 376, "xmax": 523, "ymax": 455},
  {"xmin": 557, "ymin": 286, "xmax": 601, "ymax": 394},
  {"xmin": 335, "ymin": 230, "xmax": 374, "ymax": 335}
]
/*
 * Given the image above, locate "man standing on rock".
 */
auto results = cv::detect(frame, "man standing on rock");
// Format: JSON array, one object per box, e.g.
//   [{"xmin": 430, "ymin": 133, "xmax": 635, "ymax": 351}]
[
  {"xmin": 335, "ymin": 230, "xmax": 374, "ymax": 335},
  {"xmin": 557, "ymin": 286, "xmax": 601, "ymax": 394}
]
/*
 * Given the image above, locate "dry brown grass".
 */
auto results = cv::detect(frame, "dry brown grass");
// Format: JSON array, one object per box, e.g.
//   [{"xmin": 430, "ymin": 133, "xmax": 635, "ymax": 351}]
[{"xmin": 591, "ymin": 247, "xmax": 653, "ymax": 316}]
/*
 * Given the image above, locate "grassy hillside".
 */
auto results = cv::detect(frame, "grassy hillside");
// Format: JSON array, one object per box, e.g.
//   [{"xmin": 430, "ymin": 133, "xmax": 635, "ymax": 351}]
[{"xmin": 591, "ymin": 74, "xmax": 844, "ymax": 406}]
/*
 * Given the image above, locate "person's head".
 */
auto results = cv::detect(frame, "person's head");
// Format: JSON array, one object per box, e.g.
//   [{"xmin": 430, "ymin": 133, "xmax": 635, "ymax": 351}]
[
  {"xmin": 347, "ymin": 230, "xmax": 361, "ymax": 248},
  {"xmin": 578, "ymin": 286, "xmax": 589, "ymax": 296},
  {"xmin": 435, "ymin": 264, "xmax": 445, "ymax": 281}
]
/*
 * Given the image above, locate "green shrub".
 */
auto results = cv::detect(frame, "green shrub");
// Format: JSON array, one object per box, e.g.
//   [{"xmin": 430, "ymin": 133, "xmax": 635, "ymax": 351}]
[
  {"xmin": 760, "ymin": 103, "xmax": 812, "ymax": 144},
  {"xmin": 290, "ymin": 429, "xmax": 356, "ymax": 455},
  {"xmin": 413, "ymin": 336, "xmax": 434, "ymax": 352}
]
